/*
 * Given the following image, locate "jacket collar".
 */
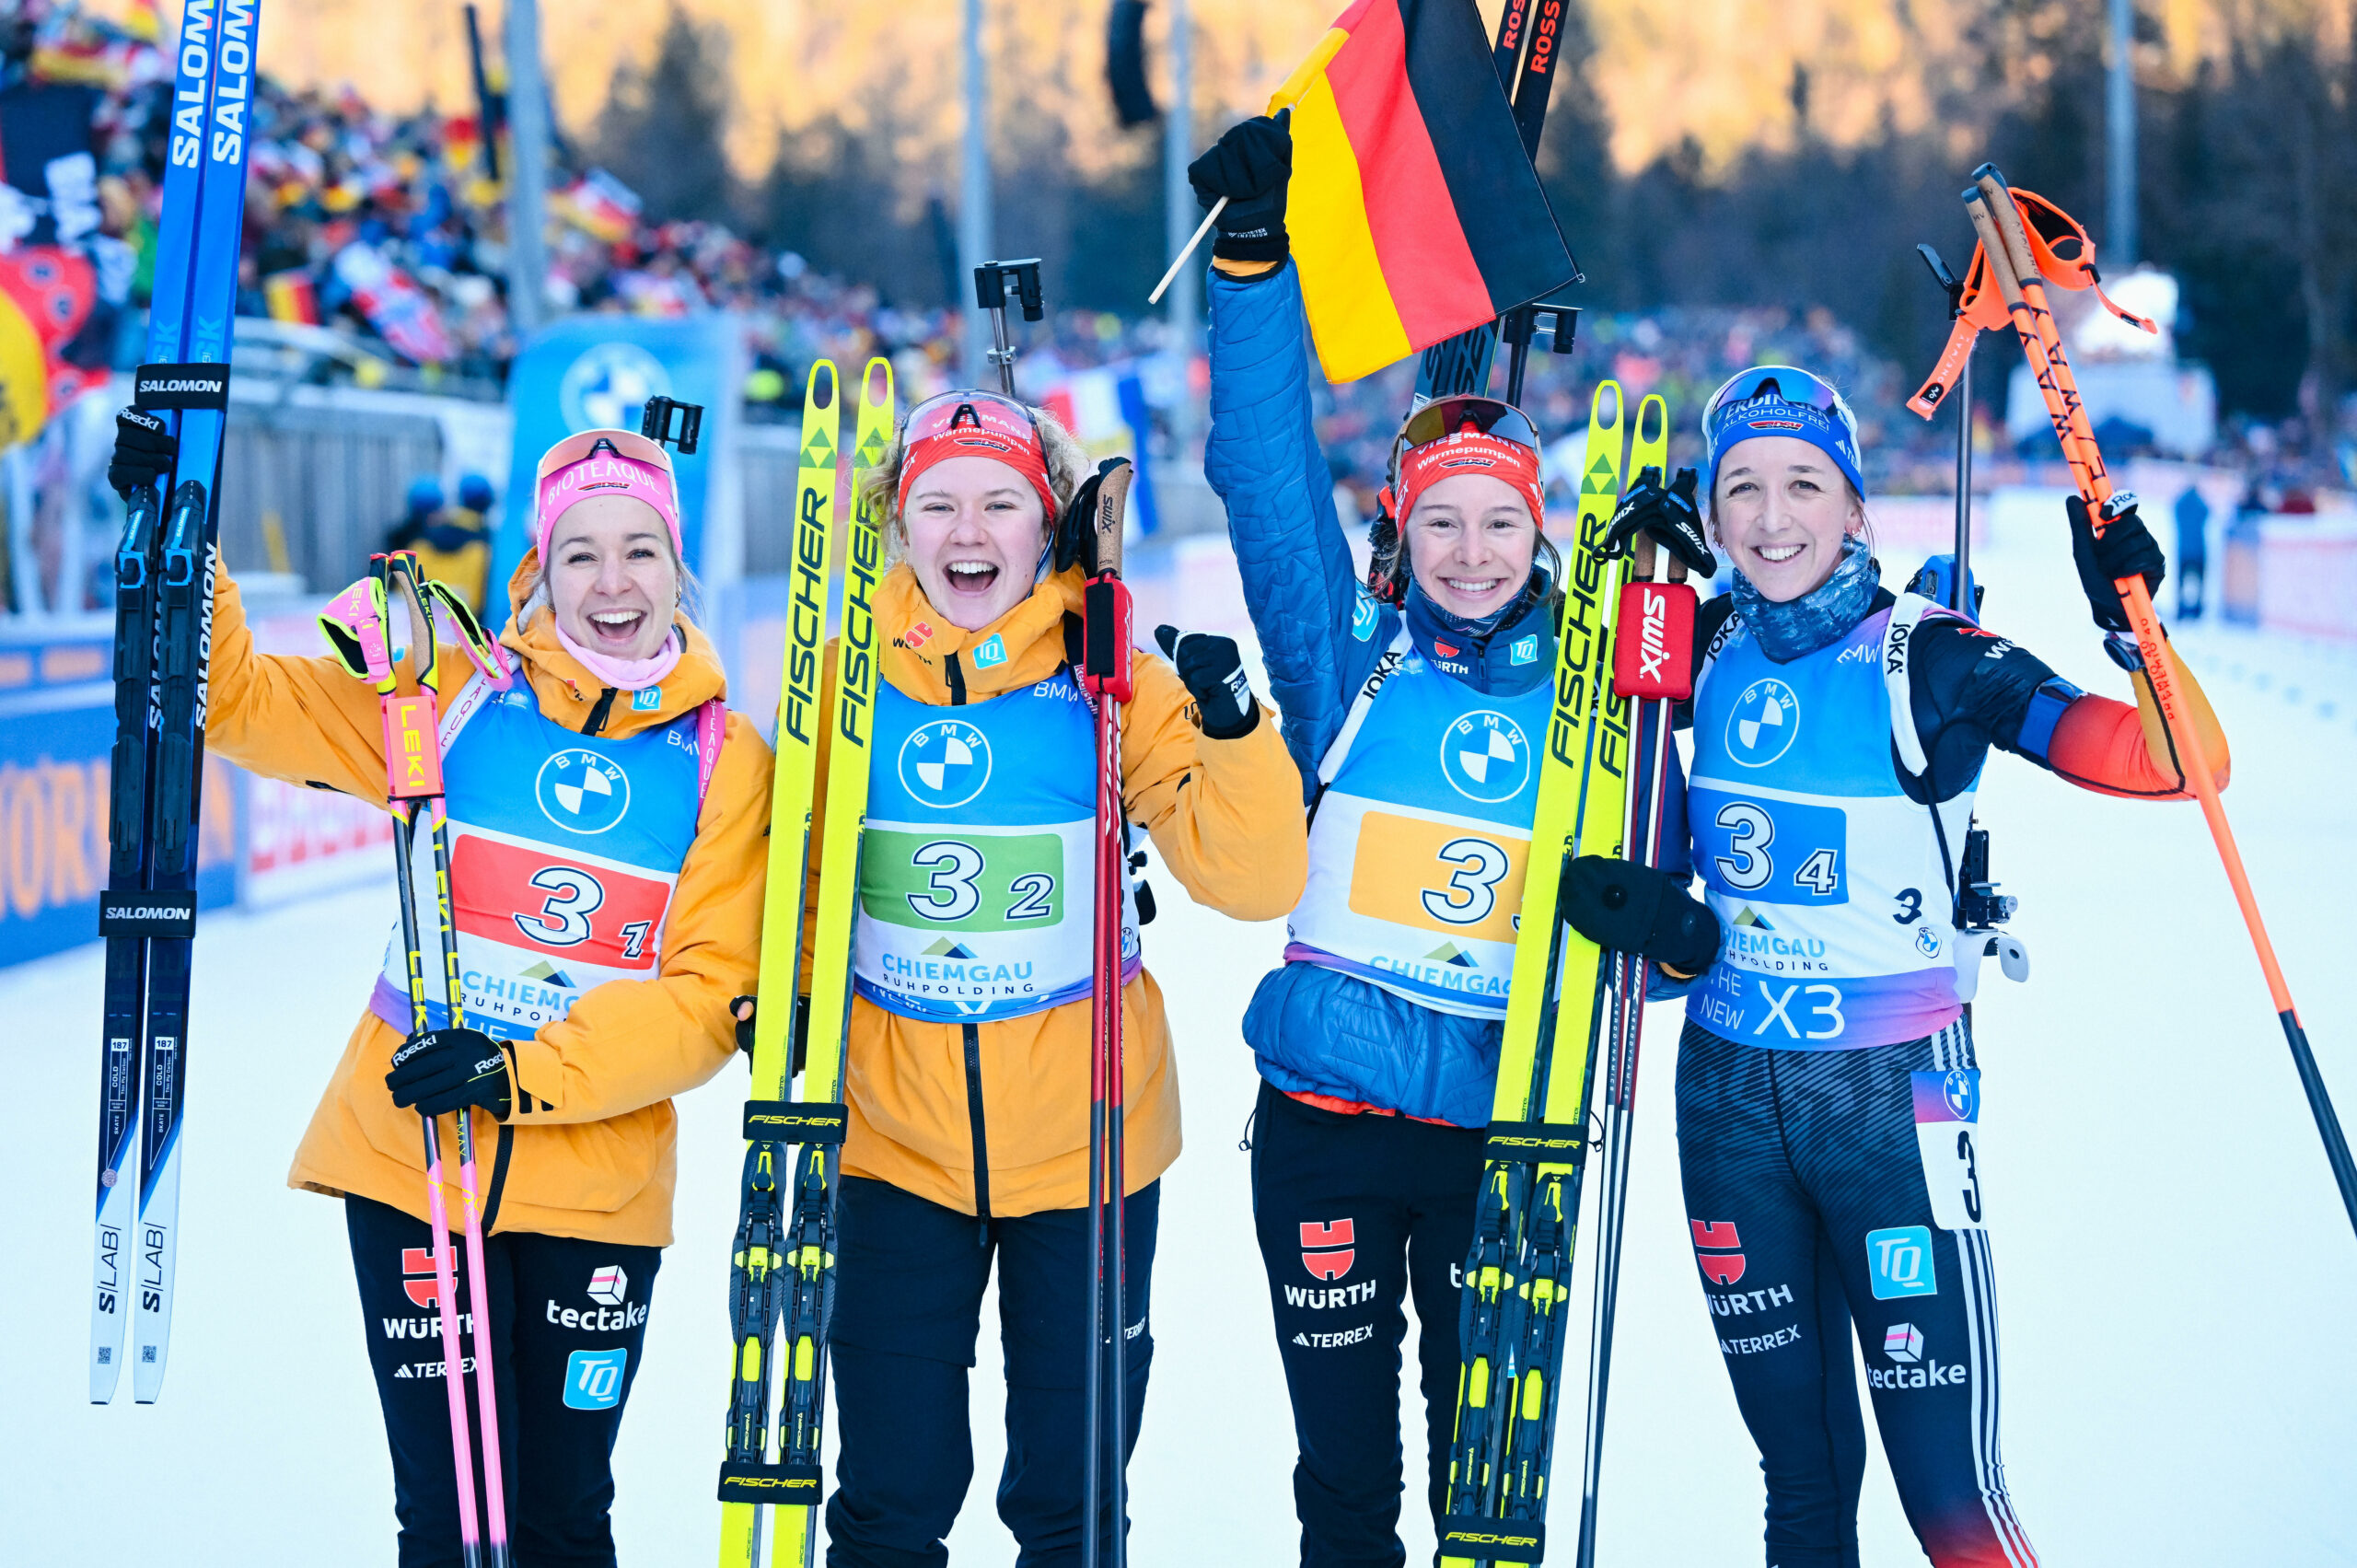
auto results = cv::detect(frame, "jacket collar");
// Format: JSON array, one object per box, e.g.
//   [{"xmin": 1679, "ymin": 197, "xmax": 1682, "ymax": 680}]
[
  {"xmin": 1401, "ymin": 577, "xmax": 1555, "ymax": 694},
  {"xmin": 879, "ymin": 563, "xmax": 1085, "ymax": 703}
]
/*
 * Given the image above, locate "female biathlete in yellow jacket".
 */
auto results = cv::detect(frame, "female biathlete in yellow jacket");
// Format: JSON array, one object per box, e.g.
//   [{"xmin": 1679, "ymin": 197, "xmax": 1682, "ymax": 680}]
[
  {"xmin": 781, "ymin": 390, "xmax": 1307, "ymax": 1565},
  {"xmin": 106, "ymin": 412, "xmax": 771, "ymax": 1566}
]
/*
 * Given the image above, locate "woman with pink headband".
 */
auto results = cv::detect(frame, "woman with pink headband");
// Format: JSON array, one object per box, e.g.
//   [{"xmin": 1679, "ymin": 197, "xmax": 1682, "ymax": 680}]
[
  {"xmin": 105, "ymin": 411, "xmax": 772, "ymax": 1565},
  {"xmin": 771, "ymin": 386, "xmax": 1306, "ymax": 1564}
]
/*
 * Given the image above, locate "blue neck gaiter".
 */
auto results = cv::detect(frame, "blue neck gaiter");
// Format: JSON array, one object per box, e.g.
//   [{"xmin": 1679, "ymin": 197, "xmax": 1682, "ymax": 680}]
[{"xmin": 1732, "ymin": 534, "xmax": 1879, "ymax": 663}]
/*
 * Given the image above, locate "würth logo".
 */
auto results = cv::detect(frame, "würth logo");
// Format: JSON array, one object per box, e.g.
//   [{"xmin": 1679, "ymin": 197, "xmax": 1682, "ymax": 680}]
[
  {"xmin": 401, "ymin": 1246, "xmax": 444, "ymax": 1308},
  {"xmin": 1690, "ymin": 1218, "xmax": 1746, "ymax": 1286},
  {"xmin": 1300, "ymin": 1219, "xmax": 1354, "ymax": 1282}
]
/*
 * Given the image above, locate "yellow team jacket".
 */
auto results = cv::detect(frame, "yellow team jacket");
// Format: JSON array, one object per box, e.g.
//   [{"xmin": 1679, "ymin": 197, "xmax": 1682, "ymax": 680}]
[
  {"xmin": 204, "ymin": 556, "xmax": 772, "ymax": 1247},
  {"xmin": 800, "ymin": 563, "xmax": 1308, "ymax": 1218}
]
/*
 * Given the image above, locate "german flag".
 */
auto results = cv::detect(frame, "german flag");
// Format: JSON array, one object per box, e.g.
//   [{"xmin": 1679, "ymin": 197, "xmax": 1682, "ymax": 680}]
[{"xmin": 1271, "ymin": 0, "xmax": 1573, "ymax": 383}]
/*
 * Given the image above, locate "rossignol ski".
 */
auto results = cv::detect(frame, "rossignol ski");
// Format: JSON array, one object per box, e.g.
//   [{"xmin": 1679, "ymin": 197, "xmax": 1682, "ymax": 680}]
[
  {"xmin": 90, "ymin": 0, "xmax": 261, "ymax": 1406},
  {"xmin": 718, "ymin": 356, "xmax": 895, "ymax": 1568},
  {"xmin": 1436, "ymin": 384, "xmax": 1642, "ymax": 1568}
]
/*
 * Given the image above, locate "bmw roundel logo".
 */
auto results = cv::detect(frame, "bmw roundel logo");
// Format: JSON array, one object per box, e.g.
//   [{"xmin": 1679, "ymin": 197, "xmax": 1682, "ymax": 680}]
[
  {"xmin": 1941, "ymin": 1068, "xmax": 1978, "ymax": 1121},
  {"xmin": 899, "ymin": 719, "xmax": 993, "ymax": 809},
  {"xmin": 559, "ymin": 342, "xmax": 671, "ymax": 435},
  {"xmin": 1725, "ymin": 677, "xmax": 1800, "ymax": 768},
  {"xmin": 536, "ymin": 749, "xmax": 632, "ymax": 834},
  {"xmin": 1440, "ymin": 710, "xmax": 1532, "ymax": 805}
]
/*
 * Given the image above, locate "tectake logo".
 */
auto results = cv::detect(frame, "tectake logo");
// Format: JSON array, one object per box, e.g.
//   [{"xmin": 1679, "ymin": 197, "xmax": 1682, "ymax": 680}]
[
  {"xmin": 1884, "ymin": 1321, "xmax": 1924, "ymax": 1364},
  {"xmin": 897, "ymin": 718, "xmax": 993, "ymax": 809},
  {"xmin": 1725, "ymin": 677, "xmax": 1800, "ymax": 767},
  {"xmin": 587, "ymin": 1264, "xmax": 628, "ymax": 1306},
  {"xmin": 1868, "ymin": 1321, "xmax": 1968, "ymax": 1389},
  {"xmin": 535, "ymin": 749, "xmax": 632, "ymax": 834},
  {"xmin": 1440, "ymin": 710, "xmax": 1532, "ymax": 804}
]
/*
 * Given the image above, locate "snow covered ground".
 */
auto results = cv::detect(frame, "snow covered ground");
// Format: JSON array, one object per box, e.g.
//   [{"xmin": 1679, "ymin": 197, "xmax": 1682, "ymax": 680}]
[{"xmin": 6, "ymin": 523, "xmax": 2356, "ymax": 1564}]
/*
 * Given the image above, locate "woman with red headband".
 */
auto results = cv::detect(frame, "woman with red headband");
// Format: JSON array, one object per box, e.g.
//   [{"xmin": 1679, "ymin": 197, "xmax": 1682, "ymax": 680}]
[
  {"xmin": 788, "ymin": 389, "xmax": 1306, "ymax": 1563},
  {"xmin": 105, "ymin": 412, "xmax": 771, "ymax": 1564},
  {"xmin": 1191, "ymin": 114, "xmax": 1590, "ymax": 1566}
]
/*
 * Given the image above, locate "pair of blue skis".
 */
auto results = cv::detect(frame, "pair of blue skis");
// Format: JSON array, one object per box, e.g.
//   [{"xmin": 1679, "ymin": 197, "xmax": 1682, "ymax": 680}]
[{"xmin": 89, "ymin": 0, "xmax": 262, "ymax": 1406}]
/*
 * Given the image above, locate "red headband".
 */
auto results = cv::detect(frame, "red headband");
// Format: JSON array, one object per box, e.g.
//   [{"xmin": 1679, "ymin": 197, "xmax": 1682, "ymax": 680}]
[
  {"xmin": 896, "ymin": 428, "xmax": 1060, "ymax": 528},
  {"xmin": 1389, "ymin": 431, "xmax": 1546, "ymax": 529}
]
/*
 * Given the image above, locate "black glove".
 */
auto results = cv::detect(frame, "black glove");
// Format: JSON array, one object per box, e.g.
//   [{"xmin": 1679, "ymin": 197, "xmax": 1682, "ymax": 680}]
[
  {"xmin": 732, "ymin": 994, "xmax": 813, "ymax": 1074},
  {"xmin": 1188, "ymin": 112, "xmax": 1291, "ymax": 264},
  {"xmin": 2068, "ymin": 493, "xmax": 2164, "ymax": 633},
  {"xmin": 1605, "ymin": 466, "xmax": 1715, "ymax": 578},
  {"xmin": 1561, "ymin": 854, "xmax": 1721, "ymax": 975},
  {"xmin": 1155, "ymin": 624, "xmax": 1259, "ymax": 738},
  {"xmin": 387, "ymin": 1027, "xmax": 515, "ymax": 1120},
  {"xmin": 109, "ymin": 406, "xmax": 177, "ymax": 499}
]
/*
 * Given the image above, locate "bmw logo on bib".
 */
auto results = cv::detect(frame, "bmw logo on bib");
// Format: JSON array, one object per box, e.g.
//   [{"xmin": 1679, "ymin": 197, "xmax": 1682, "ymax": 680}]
[
  {"xmin": 1441, "ymin": 710, "xmax": 1532, "ymax": 805},
  {"xmin": 900, "ymin": 719, "xmax": 993, "ymax": 809},
  {"xmin": 537, "ymin": 749, "xmax": 633, "ymax": 834},
  {"xmin": 1940, "ymin": 1068, "xmax": 1979, "ymax": 1121},
  {"xmin": 1726, "ymin": 677, "xmax": 1801, "ymax": 767}
]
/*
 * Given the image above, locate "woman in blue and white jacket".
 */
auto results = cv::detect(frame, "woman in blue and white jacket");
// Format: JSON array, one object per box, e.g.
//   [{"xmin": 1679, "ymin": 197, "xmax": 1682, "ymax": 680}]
[{"xmin": 1190, "ymin": 115, "xmax": 1703, "ymax": 1567}]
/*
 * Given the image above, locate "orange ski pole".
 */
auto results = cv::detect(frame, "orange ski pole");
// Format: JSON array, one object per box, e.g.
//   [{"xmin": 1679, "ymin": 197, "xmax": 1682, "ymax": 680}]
[{"xmin": 1966, "ymin": 166, "xmax": 2357, "ymax": 1238}]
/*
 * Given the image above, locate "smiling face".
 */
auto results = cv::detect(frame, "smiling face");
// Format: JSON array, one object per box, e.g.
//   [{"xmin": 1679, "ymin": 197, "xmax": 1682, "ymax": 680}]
[
  {"xmin": 546, "ymin": 494, "xmax": 681, "ymax": 661},
  {"xmin": 1711, "ymin": 435, "xmax": 1864, "ymax": 602},
  {"xmin": 901, "ymin": 454, "xmax": 1052, "ymax": 630},
  {"xmin": 1404, "ymin": 471, "xmax": 1538, "ymax": 621}
]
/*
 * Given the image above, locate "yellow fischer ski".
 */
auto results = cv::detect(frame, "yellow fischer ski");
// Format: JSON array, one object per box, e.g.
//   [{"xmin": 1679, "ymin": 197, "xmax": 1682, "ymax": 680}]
[
  {"xmin": 718, "ymin": 361, "xmax": 844, "ymax": 1568},
  {"xmin": 1438, "ymin": 384, "xmax": 1646, "ymax": 1568},
  {"xmin": 763, "ymin": 356, "xmax": 894, "ymax": 1568}
]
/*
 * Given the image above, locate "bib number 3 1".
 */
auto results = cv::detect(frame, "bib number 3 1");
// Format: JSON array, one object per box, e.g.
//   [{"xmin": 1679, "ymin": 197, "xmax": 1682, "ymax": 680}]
[{"xmin": 1909, "ymin": 1067, "xmax": 1987, "ymax": 1231}]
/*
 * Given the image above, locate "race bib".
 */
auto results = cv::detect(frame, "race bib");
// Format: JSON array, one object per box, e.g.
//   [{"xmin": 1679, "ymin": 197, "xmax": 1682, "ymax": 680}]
[{"xmin": 1910, "ymin": 1067, "xmax": 1987, "ymax": 1230}]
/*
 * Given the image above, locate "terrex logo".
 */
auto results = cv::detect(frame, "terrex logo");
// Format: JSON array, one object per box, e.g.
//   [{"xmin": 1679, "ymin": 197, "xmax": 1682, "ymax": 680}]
[
  {"xmin": 1300, "ymin": 1219, "xmax": 1354, "ymax": 1281},
  {"xmin": 1690, "ymin": 1218, "xmax": 1745, "ymax": 1285}
]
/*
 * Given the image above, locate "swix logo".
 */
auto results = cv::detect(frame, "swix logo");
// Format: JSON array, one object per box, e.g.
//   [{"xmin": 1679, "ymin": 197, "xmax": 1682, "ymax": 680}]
[
  {"xmin": 1300, "ymin": 1219, "xmax": 1355, "ymax": 1281},
  {"xmin": 1630, "ymin": 587, "xmax": 1676, "ymax": 688},
  {"xmin": 1691, "ymin": 1218, "xmax": 1746, "ymax": 1285}
]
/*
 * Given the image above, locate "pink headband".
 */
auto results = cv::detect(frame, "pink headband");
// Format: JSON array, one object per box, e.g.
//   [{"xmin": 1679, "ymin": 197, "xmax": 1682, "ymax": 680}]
[{"xmin": 535, "ymin": 450, "xmax": 684, "ymax": 564}]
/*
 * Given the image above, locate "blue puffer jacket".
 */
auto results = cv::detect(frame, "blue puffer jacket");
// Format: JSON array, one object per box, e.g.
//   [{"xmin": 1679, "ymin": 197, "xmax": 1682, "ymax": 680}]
[{"xmin": 1207, "ymin": 262, "xmax": 1555, "ymax": 1128}]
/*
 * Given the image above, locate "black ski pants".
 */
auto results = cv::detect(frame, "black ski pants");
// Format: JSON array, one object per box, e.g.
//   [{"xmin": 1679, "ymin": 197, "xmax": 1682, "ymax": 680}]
[
  {"xmin": 1248, "ymin": 1079, "xmax": 1488, "ymax": 1568},
  {"xmin": 1675, "ymin": 1019, "xmax": 2038, "ymax": 1568},
  {"xmin": 823, "ymin": 1173, "xmax": 1159, "ymax": 1568},
  {"xmin": 345, "ymin": 1193, "xmax": 661, "ymax": 1568}
]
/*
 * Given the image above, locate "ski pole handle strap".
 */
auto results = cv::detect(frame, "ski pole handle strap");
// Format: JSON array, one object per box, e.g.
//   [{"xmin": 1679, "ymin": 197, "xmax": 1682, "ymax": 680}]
[
  {"xmin": 1482, "ymin": 1120, "xmax": 1588, "ymax": 1165},
  {"xmin": 716, "ymin": 1460, "xmax": 823, "ymax": 1505},
  {"xmin": 1436, "ymin": 1516, "xmax": 1547, "ymax": 1562},
  {"xmin": 319, "ymin": 574, "xmax": 396, "ymax": 684},
  {"xmin": 743, "ymin": 1099, "xmax": 849, "ymax": 1145}
]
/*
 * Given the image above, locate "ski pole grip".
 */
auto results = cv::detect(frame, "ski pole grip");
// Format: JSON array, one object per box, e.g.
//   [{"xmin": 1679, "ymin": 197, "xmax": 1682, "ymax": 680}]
[
  {"xmin": 1964, "ymin": 195, "xmax": 2026, "ymax": 310},
  {"xmin": 1972, "ymin": 168, "xmax": 2045, "ymax": 294}
]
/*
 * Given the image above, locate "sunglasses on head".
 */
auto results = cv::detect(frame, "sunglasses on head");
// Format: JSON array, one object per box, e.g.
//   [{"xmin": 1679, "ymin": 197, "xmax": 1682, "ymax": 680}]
[
  {"xmin": 1390, "ymin": 395, "xmax": 1540, "ymax": 479},
  {"xmin": 1702, "ymin": 366, "xmax": 1852, "ymax": 434},
  {"xmin": 534, "ymin": 427, "xmax": 678, "ymax": 482},
  {"xmin": 901, "ymin": 389, "xmax": 1042, "ymax": 448}
]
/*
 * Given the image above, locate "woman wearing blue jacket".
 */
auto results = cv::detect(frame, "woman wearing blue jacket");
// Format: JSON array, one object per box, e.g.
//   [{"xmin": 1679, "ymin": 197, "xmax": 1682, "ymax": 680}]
[{"xmin": 1190, "ymin": 116, "xmax": 1712, "ymax": 1566}]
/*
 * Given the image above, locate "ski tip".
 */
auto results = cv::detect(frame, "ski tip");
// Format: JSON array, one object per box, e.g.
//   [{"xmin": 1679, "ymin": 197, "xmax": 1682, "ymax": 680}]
[
  {"xmin": 1589, "ymin": 379, "xmax": 1625, "ymax": 429},
  {"xmin": 803, "ymin": 360, "xmax": 839, "ymax": 414},
  {"xmin": 860, "ymin": 356, "xmax": 894, "ymax": 408},
  {"xmin": 1635, "ymin": 392, "xmax": 1668, "ymax": 447}
]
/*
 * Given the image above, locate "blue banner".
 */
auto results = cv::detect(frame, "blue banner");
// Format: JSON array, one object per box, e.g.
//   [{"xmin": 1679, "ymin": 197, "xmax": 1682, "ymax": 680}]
[
  {"xmin": 0, "ymin": 628, "xmax": 237, "ymax": 968},
  {"xmin": 493, "ymin": 315, "xmax": 744, "ymax": 629}
]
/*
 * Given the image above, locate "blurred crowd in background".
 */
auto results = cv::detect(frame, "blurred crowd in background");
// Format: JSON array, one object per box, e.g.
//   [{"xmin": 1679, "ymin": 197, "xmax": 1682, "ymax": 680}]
[{"xmin": 0, "ymin": 0, "xmax": 2348, "ymax": 624}]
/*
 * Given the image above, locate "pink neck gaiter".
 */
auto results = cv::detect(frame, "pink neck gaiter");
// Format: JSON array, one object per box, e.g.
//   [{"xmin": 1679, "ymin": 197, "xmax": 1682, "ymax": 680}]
[{"xmin": 553, "ymin": 621, "xmax": 684, "ymax": 693}]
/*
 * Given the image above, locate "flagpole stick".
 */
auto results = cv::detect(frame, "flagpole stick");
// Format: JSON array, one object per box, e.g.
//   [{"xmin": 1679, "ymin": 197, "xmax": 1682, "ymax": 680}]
[{"xmin": 1148, "ymin": 199, "xmax": 1225, "ymax": 306}]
